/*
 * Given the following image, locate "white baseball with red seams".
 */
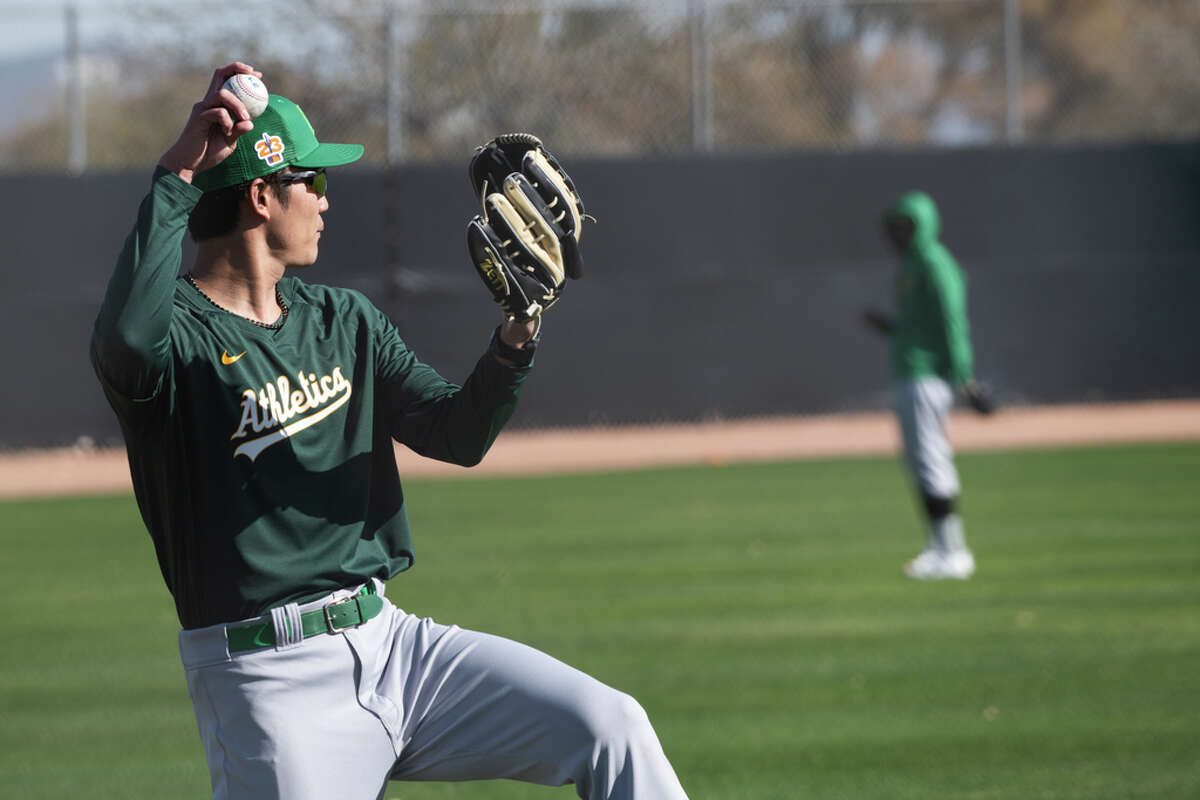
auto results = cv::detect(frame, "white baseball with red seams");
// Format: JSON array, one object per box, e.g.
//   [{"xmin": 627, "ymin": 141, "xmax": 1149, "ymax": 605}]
[{"xmin": 222, "ymin": 73, "xmax": 269, "ymax": 118}]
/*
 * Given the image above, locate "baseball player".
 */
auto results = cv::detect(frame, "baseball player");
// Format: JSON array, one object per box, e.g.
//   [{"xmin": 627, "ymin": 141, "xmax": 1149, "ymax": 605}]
[
  {"xmin": 862, "ymin": 190, "xmax": 994, "ymax": 580},
  {"xmin": 90, "ymin": 63, "xmax": 688, "ymax": 800}
]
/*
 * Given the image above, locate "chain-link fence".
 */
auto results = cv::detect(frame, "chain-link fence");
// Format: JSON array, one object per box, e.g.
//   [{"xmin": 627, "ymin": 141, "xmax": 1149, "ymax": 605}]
[{"xmin": 2, "ymin": 0, "xmax": 1199, "ymax": 172}]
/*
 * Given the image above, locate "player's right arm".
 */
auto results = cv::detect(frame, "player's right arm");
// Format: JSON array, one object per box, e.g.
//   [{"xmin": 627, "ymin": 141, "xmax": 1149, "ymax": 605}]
[
  {"xmin": 90, "ymin": 169, "xmax": 201, "ymax": 400},
  {"xmin": 91, "ymin": 64, "xmax": 258, "ymax": 401}
]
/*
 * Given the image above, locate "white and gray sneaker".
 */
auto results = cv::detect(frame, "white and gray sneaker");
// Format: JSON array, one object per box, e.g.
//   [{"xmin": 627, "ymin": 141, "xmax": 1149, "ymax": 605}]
[{"xmin": 904, "ymin": 548, "xmax": 975, "ymax": 580}]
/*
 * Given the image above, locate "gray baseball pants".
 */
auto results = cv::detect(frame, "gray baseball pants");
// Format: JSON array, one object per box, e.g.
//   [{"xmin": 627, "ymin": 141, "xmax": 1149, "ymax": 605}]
[
  {"xmin": 893, "ymin": 376, "xmax": 961, "ymax": 499},
  {"xmin": 179, "ymin": 580, "xmax": 689, "ymax": 800}
]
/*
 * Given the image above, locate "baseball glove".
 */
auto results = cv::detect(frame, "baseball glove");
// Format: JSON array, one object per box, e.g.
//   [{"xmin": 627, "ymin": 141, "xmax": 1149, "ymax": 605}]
[
  {"xmin": 466, "ymin": 133, "xmax": 586, "ymax": 320},
  {"xmin": 962, "ymin": 380, "xmax": 997, "ymax": 415}
]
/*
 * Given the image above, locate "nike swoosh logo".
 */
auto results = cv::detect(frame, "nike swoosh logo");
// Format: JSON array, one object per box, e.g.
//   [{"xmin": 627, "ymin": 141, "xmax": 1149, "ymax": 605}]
[{"xmin": 221, "ymin": 350, "xmax": 247, "ymax": 365}]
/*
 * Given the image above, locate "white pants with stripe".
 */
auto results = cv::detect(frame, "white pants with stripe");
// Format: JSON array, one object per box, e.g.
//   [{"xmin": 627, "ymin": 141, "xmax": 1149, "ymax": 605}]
[
  {"xmin": 179, "ymin": 580, "xmax": 688, "ymax": 800},
  {"xmin": 893, "ymin": 376, "xmax": 960, "ymax": 499}
]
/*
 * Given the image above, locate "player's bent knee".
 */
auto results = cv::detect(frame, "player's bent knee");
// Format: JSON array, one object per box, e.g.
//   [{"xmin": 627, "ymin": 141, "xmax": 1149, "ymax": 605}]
[
  {"xmin": 575, "ymin": 688, "xmax": 653, "ymax": 745},
  {"xmin": 607, "ymin": 691, "xmax": 652, "ymax": 734}
]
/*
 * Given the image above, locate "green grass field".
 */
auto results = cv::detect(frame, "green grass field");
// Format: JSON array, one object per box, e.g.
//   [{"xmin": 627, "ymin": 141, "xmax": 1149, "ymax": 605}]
[{"xmin": 2, "ymin": 442, "xmax": 1198, "ymax": 799}]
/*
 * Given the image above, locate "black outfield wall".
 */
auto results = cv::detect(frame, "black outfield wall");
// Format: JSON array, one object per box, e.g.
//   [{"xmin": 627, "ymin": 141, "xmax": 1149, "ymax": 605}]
[{"xmin": 2, "ymin": 142, "xmax": 1198, "ymax": 448}]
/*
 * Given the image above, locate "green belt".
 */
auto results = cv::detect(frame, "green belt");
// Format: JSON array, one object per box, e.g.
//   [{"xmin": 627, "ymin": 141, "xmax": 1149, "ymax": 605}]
[{"xmin": 226, "ymin": 585, "xmax": 383, "ymax": 654}]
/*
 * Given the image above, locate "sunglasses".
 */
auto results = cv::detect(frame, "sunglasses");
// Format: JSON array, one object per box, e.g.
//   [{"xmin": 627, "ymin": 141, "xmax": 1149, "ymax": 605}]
[{"xmin": 275, "ymin": 169, "xmax": 327, "ymax": 197}]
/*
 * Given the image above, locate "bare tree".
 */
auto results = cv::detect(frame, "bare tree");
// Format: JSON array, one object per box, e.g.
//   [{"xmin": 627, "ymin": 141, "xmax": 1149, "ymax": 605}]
[{"xmin": 4, "ymin": 0, "xmax": 1200, "ymax": 171}]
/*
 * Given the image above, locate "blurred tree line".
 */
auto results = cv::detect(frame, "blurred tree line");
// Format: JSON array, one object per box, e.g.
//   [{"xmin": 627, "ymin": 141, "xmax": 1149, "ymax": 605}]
[{"xmin": 3, "ymin": 0, "xmax": 1199, "ymax": 170}]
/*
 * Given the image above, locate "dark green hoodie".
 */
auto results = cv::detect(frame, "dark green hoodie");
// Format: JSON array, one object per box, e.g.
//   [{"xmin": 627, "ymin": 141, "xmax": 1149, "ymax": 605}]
[{"xmin": 886, "ymin": 191, "xmax": 974, "ymax": 386}]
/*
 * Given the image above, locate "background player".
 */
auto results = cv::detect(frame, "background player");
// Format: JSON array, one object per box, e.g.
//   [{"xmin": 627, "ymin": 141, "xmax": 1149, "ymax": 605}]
[
  {"xmin": 90, "ymin": 62, "xmax": 688, "ymax": 799},
  {"xmin": 862, "ymin": 190, "xmax": 994, "ymax": 580}
]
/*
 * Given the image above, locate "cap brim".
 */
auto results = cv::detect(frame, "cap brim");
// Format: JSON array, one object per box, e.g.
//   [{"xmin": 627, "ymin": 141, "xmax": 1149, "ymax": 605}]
[{"xmin": 293, "ymin": 142, "xmax": 364, "ymax": 169}]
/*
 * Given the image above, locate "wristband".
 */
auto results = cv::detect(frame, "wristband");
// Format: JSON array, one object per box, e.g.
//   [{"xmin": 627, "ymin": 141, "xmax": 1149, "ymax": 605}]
[{"xmin": 489, "ymin": 324, "xmax": 539, "ymax": 366}]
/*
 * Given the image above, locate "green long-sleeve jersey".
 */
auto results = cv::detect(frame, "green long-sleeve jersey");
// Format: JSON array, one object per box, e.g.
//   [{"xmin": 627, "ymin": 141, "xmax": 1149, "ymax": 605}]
[
  {"xmin": 91, "ymin": 168, "xmax": 531, "ymax": 629},
  {"xmin": 888, "ymin": 191, "xmax": 974, "ymax": 386}
]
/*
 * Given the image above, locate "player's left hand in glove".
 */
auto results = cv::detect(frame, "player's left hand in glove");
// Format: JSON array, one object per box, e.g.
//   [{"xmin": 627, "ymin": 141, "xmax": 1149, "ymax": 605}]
[
  {"xmin": 962, "ymin": 380, "xmax": 997, "ymax": 415},
  {"xmin": 466, "ymin": 133, "xmax": 588, "ymax": 321}
]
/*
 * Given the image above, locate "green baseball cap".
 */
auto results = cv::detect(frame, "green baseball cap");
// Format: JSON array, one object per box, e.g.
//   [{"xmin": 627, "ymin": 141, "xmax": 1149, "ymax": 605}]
[{"xmin": 193, "ymin": 94, "xmax": 364, "ymax": 192}]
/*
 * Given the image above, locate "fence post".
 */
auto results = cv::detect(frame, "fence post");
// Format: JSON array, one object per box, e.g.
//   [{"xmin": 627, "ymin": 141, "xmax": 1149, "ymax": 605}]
[
  {"xmin": 689, "ymin": 0, "xmax": 713, "ymax": 152},
  {"xmin": 385, "ymin": 1, "xmax": 408, "ymax": 166},
  {"xmin": 1004, "ymin": 0, "xmax": 1023, "ymax": 142},
  {"xmin": 65, "ymin": 3, "xmax": 86, "ymax": 173}
]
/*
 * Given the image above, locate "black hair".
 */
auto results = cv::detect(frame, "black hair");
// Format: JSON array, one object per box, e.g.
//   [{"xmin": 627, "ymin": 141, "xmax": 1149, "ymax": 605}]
[{"xmin": 187, "ymin": 170, "xmax": 292, "ymax": 242}]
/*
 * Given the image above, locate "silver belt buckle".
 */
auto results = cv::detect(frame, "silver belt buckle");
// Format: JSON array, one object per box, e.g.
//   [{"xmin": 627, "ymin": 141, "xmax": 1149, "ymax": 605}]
[{"xmin": 323, "ymin": 595, "xmax": 359, "ymax": 633}]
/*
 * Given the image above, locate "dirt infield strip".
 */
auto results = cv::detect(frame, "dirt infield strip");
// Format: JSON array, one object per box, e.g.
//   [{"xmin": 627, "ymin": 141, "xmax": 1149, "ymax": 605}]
[{"xmin": 1, "ymin": 400, "xmax": 1197, "ymax": 500}]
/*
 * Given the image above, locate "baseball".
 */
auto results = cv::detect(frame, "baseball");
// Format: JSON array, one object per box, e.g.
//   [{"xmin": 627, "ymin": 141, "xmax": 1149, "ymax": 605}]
[{"xmin": 223, "ymin": 73, "xmax": 269, "ymax": 119}]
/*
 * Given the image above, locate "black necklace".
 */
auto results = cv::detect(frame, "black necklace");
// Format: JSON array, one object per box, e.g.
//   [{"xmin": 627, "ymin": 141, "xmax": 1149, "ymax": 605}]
[{"xmin": 185, "ymin": 273, "xmax": 289, "ymax": 329}]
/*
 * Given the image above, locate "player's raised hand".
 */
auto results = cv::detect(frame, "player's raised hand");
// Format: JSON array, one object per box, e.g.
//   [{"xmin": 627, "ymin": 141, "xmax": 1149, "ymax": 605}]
[{"xmin": 159, "ymin": 63, "xmax": 263, "ymax": 183}]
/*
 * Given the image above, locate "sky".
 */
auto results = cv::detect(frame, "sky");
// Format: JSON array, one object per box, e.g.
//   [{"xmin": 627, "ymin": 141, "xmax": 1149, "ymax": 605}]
[
  {"xmin": 0, "ymin": 0, "xmax": 679, "ymax": 62},
  {"xmin": 0, "ymin": 2, "xmax": 139, "ymax": 61}
]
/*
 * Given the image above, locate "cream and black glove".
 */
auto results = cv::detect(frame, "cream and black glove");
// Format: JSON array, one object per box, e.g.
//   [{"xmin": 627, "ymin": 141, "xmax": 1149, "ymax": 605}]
[{"xmin": 465, "ymin": 133, "xmax": 587, "ymax": 320}]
